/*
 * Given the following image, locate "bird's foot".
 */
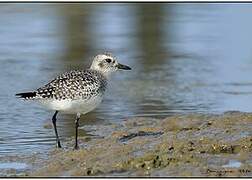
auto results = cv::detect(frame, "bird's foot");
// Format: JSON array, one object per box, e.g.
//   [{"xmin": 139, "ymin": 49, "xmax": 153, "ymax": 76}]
[
  {"xmin": 74, "ymin": 144, "xmax": 79, "ymax": 150},
  {"xmin": 57, "ymin": 141, "xmax": 62, "ymax": 148}
]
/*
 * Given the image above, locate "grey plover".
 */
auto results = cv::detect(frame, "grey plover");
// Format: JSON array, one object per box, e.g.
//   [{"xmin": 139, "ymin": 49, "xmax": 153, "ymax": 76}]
[{"xmin": 16, "ymin": 53, "xmax": 131, "ymax": 149}]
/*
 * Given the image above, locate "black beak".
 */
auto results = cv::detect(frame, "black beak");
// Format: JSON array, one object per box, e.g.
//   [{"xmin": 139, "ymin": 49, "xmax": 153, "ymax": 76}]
[{"xmin": 116, "ymin": 63, "xmax": 131, "ymax": 70}]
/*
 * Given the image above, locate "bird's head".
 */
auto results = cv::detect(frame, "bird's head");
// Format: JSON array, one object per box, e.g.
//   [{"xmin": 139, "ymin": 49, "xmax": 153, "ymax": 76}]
[{"xmin": 90, "ymin": 53, "xmax": 131, "ymax": 76}]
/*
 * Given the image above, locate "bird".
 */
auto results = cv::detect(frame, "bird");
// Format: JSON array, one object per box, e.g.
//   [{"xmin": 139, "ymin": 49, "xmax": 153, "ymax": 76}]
[{"xmin": 16, "ymin": 53, "xmax": 131, "ymax": 150}]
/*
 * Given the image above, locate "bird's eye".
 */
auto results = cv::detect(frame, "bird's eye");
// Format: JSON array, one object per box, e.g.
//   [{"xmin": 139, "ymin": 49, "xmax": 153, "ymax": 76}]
[{"xmin": 105, "ymin": 58, "xmax": 112, "ymax": 63}]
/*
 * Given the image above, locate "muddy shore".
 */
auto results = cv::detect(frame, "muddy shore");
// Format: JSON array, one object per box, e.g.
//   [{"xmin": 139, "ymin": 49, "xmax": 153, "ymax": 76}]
[{"xmin": 2, "ymin": 111, "xmax": 252, "ymax": 177}]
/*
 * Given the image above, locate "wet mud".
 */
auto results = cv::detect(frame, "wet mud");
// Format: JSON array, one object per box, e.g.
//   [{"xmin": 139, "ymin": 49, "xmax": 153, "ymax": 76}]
[{"xmin": 2, "ymin": 111, "xmax": 252, "ymax": 177}]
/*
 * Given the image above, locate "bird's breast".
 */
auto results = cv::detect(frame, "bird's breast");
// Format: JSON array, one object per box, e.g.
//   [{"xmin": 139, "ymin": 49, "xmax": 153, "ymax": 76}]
[{"xmin": 38, "ymin": 95, "xmax": 103, "ymax": 114}]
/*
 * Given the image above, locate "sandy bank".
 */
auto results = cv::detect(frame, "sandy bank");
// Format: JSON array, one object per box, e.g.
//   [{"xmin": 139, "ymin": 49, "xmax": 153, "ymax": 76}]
[{"xmin": 6, "ymin": 111, "xmax": 252, "ymax": 177}]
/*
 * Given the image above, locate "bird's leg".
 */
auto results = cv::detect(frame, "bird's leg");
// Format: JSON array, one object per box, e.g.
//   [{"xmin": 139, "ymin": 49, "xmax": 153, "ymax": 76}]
[
  {"xmin": 52, "ymin": 111, "xmax": 62, "ymax": 148},
  {"xmin": 74, "ymin": 113, "xmax": 81, "ymax": 150}
]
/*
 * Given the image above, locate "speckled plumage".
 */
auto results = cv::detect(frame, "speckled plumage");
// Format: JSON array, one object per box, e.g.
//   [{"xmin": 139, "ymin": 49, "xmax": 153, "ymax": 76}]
[
  {"xmin": 16, "ymin": 53, "xmax": 131, "ymax": 149},
  {"xmin": 25, "ymin": 69, "xmax": 107, "ymax": 101}
]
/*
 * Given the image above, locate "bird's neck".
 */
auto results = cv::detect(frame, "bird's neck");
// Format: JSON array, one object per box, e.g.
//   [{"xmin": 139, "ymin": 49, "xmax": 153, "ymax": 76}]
[
  {"xmin": 89, "ymin": 68, "xmax": 112, "ymax": 78},
  {"xmin": 89, "ymin": 68, "xmax": 111, "ymax": 79}
]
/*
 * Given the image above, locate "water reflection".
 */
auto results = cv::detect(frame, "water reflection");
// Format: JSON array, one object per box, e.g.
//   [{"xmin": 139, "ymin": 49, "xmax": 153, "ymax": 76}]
[
  {"xmin": 0, "ymin": 3, "xmax": 252, "ymax": 156},
  {"xmin": 136, "ymin": 3, "xmax": 168, "ymax": 62},
  {"xmin": 57, "ymin": 4, "xmax": 93, "ymax": 63}
]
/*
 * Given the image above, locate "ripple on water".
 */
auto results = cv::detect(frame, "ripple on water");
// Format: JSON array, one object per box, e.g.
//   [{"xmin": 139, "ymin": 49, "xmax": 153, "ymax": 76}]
[
  {"xmin": 0, "ymin": 162, "xmax": 28, "ymax": 170},
  {"xmin": 222, "ymin": 160, "xmax": 242, "ymax": 168}
]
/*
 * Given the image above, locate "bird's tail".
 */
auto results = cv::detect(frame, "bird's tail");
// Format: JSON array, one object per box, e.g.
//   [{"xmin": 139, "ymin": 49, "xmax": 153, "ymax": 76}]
[{"xmin": 15, "ymin": 92, "xmax": 37, "ymax": 99}]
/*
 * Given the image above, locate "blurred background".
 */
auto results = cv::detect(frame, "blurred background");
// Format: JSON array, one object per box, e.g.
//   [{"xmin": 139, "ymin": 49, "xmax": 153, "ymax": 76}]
[{"xmin": 1, "ymin": 3, "xmax": 252, "ymax": 156}]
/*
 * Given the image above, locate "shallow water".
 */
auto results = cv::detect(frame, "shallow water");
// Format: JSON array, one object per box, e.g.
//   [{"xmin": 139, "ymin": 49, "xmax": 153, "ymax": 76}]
[
  {"xmin": 1, "ymin": 3, "xmax": 252, "ymax": 156},
  {"xmin": 0, "ymin": 162, "xmax": 28, "ymax": 170},
  {"xmin": 222, "ymin": 160, "xmax": 242, "ymax": 168}
]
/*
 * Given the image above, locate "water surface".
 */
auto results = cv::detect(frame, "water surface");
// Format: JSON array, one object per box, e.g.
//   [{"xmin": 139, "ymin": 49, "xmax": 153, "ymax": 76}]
[{"xmin": 0, "ymin": 3, "xmax": 252, "ymax": 156}]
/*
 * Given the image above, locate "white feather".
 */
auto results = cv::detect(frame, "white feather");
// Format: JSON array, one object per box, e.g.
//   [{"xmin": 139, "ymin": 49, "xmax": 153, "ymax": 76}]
[{"xmin": 37, "ymin": 95, "xmax": 103, "ymax": 114}]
